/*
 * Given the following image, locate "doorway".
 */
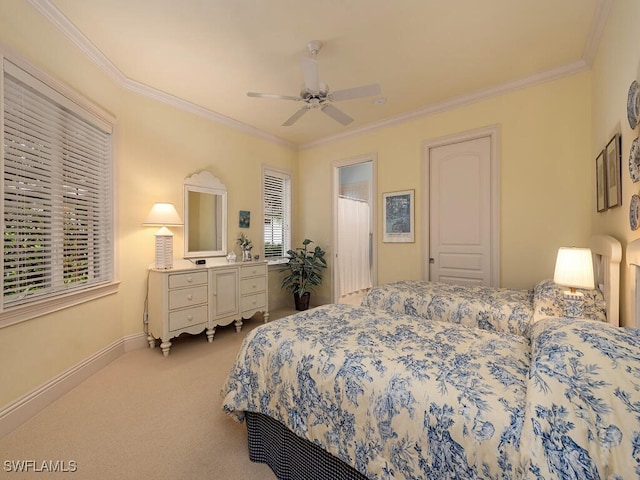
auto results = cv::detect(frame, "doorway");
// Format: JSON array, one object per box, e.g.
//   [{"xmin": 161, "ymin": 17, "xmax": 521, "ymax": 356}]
[
  {"xmin": 422, "ymin": 126, "xmax": 500, "ymax": 286},
  {"xmin": 333, "ymin": 155, "xmax": 377, "ymax": 304}
]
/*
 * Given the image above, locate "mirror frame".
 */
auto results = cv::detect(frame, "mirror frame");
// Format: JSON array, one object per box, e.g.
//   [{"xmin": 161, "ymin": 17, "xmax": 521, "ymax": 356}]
[{"xmin": 183, "ymin": 170, "xmax": 227, "ymax": 258}]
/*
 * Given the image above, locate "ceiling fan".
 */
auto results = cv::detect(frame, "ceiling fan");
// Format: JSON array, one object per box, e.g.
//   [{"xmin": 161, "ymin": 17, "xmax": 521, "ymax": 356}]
[{"xmin": 247, "ymin": 40, "xmax": 382, "ymax": 127}]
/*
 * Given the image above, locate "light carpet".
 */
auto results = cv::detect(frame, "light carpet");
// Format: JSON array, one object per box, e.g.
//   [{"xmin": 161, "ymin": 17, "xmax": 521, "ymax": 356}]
[{"xmin": 0, "ymin": 310, "xmax": 298, "ymax": 479}]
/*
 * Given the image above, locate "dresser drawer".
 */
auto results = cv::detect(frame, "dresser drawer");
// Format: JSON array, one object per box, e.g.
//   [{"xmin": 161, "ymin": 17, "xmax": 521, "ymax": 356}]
[
  {"xmin": 169, "ymin": 285, "xmax": 208, "ymax": 309},
  {"xmin": 240, "ymin": 263, "xmax": 267, "ymax": 279},
  {"xmin": 241, "ymin": 292, "xmax": 266, "ymax": 312},
  {"xmin": 168, "ymin": 271, "xmax": 207, "ymax": 289},
  {"xmin": 241, "ymin": 276, "xmax": 266, "ymax": 295},
  {"xmin": 168, "ymin": 305, "xmax": 208, "ymax": 331}
]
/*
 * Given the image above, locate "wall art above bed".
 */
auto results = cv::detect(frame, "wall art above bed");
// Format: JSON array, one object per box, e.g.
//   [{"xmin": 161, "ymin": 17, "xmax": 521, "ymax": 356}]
[
  {"xmin": 596, "ymin": 133, "xmax": 621, "ymax": 212},
  {"xmin": 606, "ymin": 133, "xmax": 621, "ymax": 209}
]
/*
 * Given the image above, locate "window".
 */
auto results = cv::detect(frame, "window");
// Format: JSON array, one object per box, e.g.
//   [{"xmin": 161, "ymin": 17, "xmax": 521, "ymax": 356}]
[
  {"xmin": 263, "ymin": 167, "xmax": 291, "ymax": 260},
  {"xmin": 2, "ymin": 59, "xmax": 115, "ymax": 324}
]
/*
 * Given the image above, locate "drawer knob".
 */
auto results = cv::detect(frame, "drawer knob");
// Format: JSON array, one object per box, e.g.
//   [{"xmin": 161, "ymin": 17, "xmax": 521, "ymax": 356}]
[
  {"xmin": 187, "ymin": 277, "xmax": 193, "ymax": 283},
  {"xmin": 187, "ymin": 294, "xmax": 193, "ymax": 301},
  {"xmin": 187, "ymin": 315, "xmax": 193, "ymax": 321},
  {"xmin": 252, "ymin": 283, "xmax": 257, "ymax": 289}
]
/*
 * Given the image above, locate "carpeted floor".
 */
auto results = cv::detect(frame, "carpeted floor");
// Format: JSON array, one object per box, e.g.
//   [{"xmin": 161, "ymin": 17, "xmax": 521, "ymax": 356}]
[{"xmin": 0, "ymin": 310, "xmax": 298, "ymax": 479}]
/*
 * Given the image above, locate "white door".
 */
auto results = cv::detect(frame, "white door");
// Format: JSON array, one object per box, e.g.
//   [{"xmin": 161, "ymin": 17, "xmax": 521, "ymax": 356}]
[{"xmin": 427, "ymin": 134, "xmax": 497, "ymax": 286}]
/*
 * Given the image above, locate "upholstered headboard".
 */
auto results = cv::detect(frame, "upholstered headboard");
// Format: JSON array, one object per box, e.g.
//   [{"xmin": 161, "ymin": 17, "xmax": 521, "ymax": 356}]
[
  {"xmin": 625, "ymin": 237, "xmax": 640, "ymax": 328},
  {"xmin": 587, "ymin": 235, "xmax": 621, "ymax": 327}
]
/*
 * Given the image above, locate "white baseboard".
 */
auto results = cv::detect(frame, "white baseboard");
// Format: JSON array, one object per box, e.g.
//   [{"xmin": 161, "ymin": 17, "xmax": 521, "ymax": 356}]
[{"xmin": 0, "ymin": 332, "xmax": 148, "ymax": 438}]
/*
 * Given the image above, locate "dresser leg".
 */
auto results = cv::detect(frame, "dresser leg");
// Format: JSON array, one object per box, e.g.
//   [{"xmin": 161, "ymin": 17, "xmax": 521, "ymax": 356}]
[
  {"xmin": 147, "ymin": 335, "xmax": 156, "ymax": 349},
  {"xmin": 206, "ymin": 326, "xmax": 216, "ymax": 343},
  {"xmin": 234, "ymin": 318, "xmax": 243, "ymax": 332},
  {"xmin": 160, "ymin": 341, "xmax": 171, "ymax": 357},
  {"xmin": 263, "ymin": 311, "xmax": 270, "ymax": 323}
]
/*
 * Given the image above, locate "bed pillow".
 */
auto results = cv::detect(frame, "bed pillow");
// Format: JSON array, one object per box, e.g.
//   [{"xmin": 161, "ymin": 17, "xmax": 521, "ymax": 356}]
[{"xmin": 532, "ymin": 279, "xmax": 606, "ymax": 322}]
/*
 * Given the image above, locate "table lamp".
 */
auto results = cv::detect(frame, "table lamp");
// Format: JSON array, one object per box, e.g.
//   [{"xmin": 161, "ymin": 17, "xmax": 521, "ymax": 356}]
[
  {"xmin": 553, "ymin": 247, "xmax": 594, "ymax": 317},
  {"xmin": 143, "ymin": 202, "xmax": 183, "ymax": 269}
]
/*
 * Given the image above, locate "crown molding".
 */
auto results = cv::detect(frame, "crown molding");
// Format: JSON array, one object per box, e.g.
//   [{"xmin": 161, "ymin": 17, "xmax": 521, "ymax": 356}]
[
  {"xmin": 27, "ymin": 0, "xmax": 295, "ymax": 150},
  {"xmin": 30, "ymin": 0, "xmax": 603, "ymax": 151},
  {"xmin": 582, "ymin": 0, "xmax": 612, "ymax": 66},
  {"xmin": 300, "ymin": 60, "xmax": 590, "ymax": 150}
]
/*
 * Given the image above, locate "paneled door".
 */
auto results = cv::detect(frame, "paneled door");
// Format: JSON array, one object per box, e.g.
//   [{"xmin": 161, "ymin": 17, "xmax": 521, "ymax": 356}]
[{"xmin": 424, "ymin": 129, "xmax": 499, "ymax": 286}]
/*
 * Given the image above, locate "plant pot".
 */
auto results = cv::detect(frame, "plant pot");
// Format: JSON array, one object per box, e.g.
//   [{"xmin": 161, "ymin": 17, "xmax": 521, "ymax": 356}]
[{"xmin": 294, "ymin": 292, "xmax": 311, "ymax": 311}]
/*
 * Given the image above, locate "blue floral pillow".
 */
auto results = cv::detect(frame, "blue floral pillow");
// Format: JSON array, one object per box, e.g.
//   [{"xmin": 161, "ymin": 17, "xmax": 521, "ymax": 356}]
[{"xmin": 532, "ymin": 279, "xmax": 606, "ymax": 322}]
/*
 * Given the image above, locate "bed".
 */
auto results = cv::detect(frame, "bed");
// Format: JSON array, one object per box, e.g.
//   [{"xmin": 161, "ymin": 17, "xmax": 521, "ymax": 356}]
[
  {"xmin": 222, "ymin": 304, "xmax": 640, "ymax": 479},
  {"xmin": 362, "ymin": 234, "xmax": 622, "ymax": 333},
  {"xmin": 221, "ymin": 235, "xmax": 635, "ymax": 479}
]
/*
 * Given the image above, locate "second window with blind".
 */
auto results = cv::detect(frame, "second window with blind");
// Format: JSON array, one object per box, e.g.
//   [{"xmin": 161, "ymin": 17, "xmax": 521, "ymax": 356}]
[{"xmin": 262, "ymin": 167, "xmax": 291, "ymax": 261}]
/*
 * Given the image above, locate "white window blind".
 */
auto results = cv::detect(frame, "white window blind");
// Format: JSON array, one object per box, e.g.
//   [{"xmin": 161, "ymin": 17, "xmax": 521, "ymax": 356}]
[
  {"xmin": 2, "ymin": 60, "xmax": 114, "ymax": 311},
  {"xmin": 263, "ymin": 168, "xmax": 291, "ymax": 258}
]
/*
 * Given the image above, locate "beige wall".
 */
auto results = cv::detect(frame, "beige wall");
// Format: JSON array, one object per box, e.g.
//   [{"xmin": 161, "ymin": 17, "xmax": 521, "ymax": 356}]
[
  {"xmin": 0, "ymin": 2, "xmax": 296, "ymax": 408},
  {"xmin": 298, "ymin": 71, "xmax": 593, "ymax": 302},
  {"xmin": 0, "ymin": 2, "xmax": 125, "ymax": 406},
  {"xmin": 591, "ymin": 0, "xmax": 640, "ymax": 327}
]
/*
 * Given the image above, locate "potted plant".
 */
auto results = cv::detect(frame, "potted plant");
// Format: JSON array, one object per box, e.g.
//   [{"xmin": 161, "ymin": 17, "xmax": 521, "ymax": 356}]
[{"xmin": 281, "ymin": 238, "xmax": 327, "ymax": 311}]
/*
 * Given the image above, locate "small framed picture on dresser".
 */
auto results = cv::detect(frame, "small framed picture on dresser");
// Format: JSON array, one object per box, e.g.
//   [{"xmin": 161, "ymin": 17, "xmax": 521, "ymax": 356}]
[
  {"xmin": 605, "ymin": 134, "xmax": 621, "ymax": 208},
  {"xmin": 596, "ymin": 149, "xmax": 607, "ymax": 212}
]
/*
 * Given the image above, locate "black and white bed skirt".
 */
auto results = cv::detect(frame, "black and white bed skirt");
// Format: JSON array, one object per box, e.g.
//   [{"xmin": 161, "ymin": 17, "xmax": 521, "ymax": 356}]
[{"xmin": 246, "ymin": 411, "xmax": 369, "ymax": 480}]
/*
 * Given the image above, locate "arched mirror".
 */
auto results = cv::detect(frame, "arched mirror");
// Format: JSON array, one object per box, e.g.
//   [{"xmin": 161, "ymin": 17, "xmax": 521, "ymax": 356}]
[{"xmin": 184, "ymin": 171, "xmax": 227, "ymax": 258}]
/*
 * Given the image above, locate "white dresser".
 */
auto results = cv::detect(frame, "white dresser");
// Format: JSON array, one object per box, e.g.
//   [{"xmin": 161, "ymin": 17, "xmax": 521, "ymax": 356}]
[{"xmin": 147, "ymin": 259, "xmax": 268, "ymax": 356}]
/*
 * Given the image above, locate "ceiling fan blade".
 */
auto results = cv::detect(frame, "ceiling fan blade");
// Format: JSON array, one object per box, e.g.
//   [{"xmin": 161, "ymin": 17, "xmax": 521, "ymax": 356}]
[
  {"xmin": 282, "ymin": 107, "xmax": 309, "ymax": 126},
  {"xmin": 301, "ymin": 56, "xmax": 320, "ymax": 93},
  {"xmin": 321, "ymin": 104, "xmax": 353, "ymax": 125},
  {"xmin": 330, "ymin": 83, "xmax": 382, "ymax": 102},
  {"xmin": 247, "ymin": 92, "xmax": 300, "ymax": 101}
]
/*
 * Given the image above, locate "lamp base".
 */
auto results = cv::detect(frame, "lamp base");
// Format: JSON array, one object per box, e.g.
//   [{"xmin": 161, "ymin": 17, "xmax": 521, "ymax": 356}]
[
  {"xmin": 155, "ymin": 233, "xmax": 173, "ymax": 269},
  {"xmin": 562, "ymin": 290, "xmax": 584, "ymax": 318}
]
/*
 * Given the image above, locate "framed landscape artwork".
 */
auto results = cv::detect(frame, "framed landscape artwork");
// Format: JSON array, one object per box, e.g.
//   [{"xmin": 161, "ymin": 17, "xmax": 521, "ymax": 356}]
[{"xmin": 383, "ymin": 189, "xmax": 414, "ymax": 243}]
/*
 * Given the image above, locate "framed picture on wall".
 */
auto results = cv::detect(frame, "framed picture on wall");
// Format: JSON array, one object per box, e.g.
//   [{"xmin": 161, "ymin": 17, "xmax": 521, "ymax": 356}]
[
  {"xmin": 605, "ymin": 133, "xmax": 622, "ymax": 208},
  {"xmin": 239, "ymin": 210, "xmax": 250, "ymax": 228},
  {"xmin": 596, "ymin": 149, "xmax": 607, "ymax": 212},
  {"xmin": 383, "ymin": 189, "xmax": 414, "ymax": 242}
]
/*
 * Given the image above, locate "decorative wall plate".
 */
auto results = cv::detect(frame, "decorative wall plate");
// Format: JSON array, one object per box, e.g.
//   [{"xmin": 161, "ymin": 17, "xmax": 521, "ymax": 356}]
[
  {"xmin": 630, "ymin": 136, "xmax": 640, "ymax": 183},
  {"xmin": 631, "ymin": 194, "xmax": 640, "ymax": 230},
  {"xmin": 628, "ymin": 80, "xmax": 640, "ymax": 129}
]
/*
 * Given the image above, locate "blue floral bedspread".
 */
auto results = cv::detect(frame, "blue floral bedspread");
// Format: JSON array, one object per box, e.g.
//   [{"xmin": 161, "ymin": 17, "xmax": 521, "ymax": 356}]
[
  {"xmin": 361, "ymin": 280, "xmax": 607, "ymax": 337},
  {"xmin": 221, "ymin": 305, "xmax": 639, "ymax": 479},
  {"xmin": 521, "ymin": 317, "xmax": 640, "ymax": 478},
  {"xmin": 222, "ymin": 304, "xmax": 531, "ymax": 479},
  {"xmin": 361, "ymin": 280, "xmax": 535, "ymax": 336}
]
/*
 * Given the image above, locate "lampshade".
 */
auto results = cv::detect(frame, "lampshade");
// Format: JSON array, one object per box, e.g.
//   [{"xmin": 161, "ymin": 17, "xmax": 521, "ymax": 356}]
[
  {"xmin": 553, "ymin": 247, "xmax": 594, "ymax": 291},
  {"xmin": 142, "ymin": 203, "xmax": 183, "ymax": 226}
]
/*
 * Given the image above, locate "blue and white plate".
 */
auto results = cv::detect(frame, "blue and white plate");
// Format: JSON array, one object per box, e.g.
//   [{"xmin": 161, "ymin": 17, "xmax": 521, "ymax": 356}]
[
  {"xmin": 628, "ymin": 80, "xmax": 640, "ymax": 129},
  {"xmin": 630, "ymin": 136, "xmax": 640, "ymax": 183},
  {"xmin": 631, "ymin": 194, "xmax": 640, "ymax": 230}
]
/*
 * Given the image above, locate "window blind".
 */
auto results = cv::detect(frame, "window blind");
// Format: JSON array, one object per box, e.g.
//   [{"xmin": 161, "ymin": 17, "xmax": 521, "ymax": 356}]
[
  {"xmin": 2, "ymin": 60, "xmax": 114, "ymax": 309},
  {"xmin": 263, "ymin": 169, "xmax": 290, "ymax": 258}
]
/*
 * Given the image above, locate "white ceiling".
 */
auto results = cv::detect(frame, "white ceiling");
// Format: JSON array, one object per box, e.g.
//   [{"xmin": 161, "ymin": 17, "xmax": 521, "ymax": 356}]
[{"xmin": 42, "ymin": 0, "xmax": 606, "ymax": 147}]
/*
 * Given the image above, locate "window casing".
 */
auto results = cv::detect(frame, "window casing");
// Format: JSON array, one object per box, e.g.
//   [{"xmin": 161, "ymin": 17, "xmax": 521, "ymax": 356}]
[
  {"xmin": 1, "ymin": 58, "xmax": 115, "ymax": 326},
  {"xmin": 263, "ymin": 167, "xmax": 291, "ymax": 260}
]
